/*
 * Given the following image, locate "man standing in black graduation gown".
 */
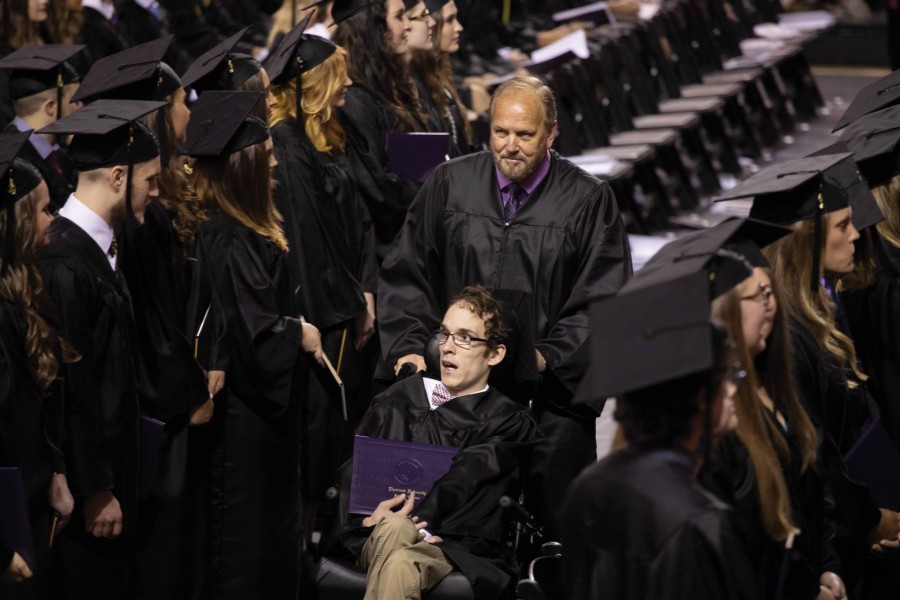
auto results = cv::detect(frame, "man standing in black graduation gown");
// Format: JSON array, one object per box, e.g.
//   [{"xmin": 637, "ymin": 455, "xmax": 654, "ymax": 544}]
[
  {"xmin": 377, "ymin": 75, "xmax": 631, "ymax": 536},
  {"xmin": 36, "ymin": 101, "xmax": 162, "ymax": 599}
]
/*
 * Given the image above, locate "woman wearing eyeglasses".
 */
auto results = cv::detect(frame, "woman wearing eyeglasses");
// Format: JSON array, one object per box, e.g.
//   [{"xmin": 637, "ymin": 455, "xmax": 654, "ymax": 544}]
[{"xmin": 702, "ymin": 262, "xmax": 845, "ymax": 600}]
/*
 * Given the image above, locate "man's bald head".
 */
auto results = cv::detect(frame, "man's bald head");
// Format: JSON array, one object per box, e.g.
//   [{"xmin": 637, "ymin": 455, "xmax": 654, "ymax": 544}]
[{"xmin": 489, "ymin": 76, "xmax": 558, "ymax": 183}]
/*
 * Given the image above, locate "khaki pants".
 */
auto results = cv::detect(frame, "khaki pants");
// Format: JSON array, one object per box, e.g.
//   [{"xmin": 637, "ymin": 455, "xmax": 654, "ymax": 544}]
[{"xmin": 358, "ymin": 514, "xmax": 454, "ymax": 600}]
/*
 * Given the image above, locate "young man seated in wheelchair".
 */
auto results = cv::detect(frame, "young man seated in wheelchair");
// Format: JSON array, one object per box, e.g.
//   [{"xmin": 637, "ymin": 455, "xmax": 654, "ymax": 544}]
[{"xmin": 328, "ymin": 285, "xmax": 543, "ymax": 600}]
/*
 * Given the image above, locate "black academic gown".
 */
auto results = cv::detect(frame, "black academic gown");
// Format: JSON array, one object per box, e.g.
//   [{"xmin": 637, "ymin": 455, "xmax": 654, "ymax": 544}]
[
  {"xmin": 789, "ymin": 322, "xmax": 882, "ymax": 590},
  {"xmin": 699, "ymin": 424, "xmax": 840, "ymax": 600},
  {"xmin": 0, "ymin": 299, "xmax": 58, "ymax": 599},
  {"xmin": 76, "ymin": 7, "xmax": 131, "ymax": 64},
  {"xmin": 118, "ymin": 201, "xmax": 209, "ymax": 600},
  {"xmin": 334, "ymin": 374, "xmax": 542, "ymax": 600},
  {"xmin": 189, "ymin": 216, "xmax": 305, "ymax": 600},
  {"xmin": 37, "ymin": 217, "xmax": 141, "ymax": 600},
  {"xmin": 377, "ymin": 150, "xmax": 632, "ymax": 535},
  {"xmin": 11, "ymin": 136, "xmax": 75, "ymax": 212},
  {"xmin": 562, "ymin": 445, "xmax": 761, "ymax": 600},
  {"xmin": 272, "ymin": 118, "xmax": 378, "ymax": 503},
  {"xmin": 843, "ymin": 233, "xmax": 900, "ymax": 452},
  {"xmin": 339, "ymin": 85, "xmax": 420, "ymax": 262}
]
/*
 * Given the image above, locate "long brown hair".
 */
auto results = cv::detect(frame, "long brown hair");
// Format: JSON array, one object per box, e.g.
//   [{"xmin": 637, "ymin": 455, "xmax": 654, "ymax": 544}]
[
  {"xmin": 0, "ymin": 0, "xmax": 46, "ymax": 48},
  {"xmin": 269, "ymin": 48, "xmax": 348, "ymax": 153},
  {"xmin": 0, "ymin": 180, "xmax": 77, "ymax": 391},
  {"xmin": 140, "ymin": 90, "xmax": 207, "ymax": 258},
  {"xmin": 711, "ymin": 273, "xmax": 818, "ymax": 541},
  {"xmin": 45, "ymin": 0, "xmax": 82, "ymax": 43},
  {"xmin": 333, "ymin": 0, "xmax": 425, "ymax": 132},
  {"xmin": 872, "ymin": 173, "xmax": 900, "ymax": 249},
  {"xmin": 188, "ymin": 140, "xmax": 288, "ymax": 251},
  {"xmin": 763, "ymin": 216, "xmax": 867, "ymax": 381},
  {"xmin": 408, "ymin": 9, "xmax": 471, "ymax": 144}
]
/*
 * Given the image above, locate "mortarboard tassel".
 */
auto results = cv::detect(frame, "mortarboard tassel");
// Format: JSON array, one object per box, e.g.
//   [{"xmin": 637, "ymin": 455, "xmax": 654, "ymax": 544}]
[
  {"xmin": 56, "ymin": 67, "xmax": 64, "ymax": 122},
  {"xmin": 1, "ymin": 173, "xmax": 17, "ymax": 277},
  {"xmin": 126, "ymin": 124, "xmax": 136, "ymax": 224},
  {"xmin": 810, "ymin": 186, "xmax": 824, "ymax": 293}
]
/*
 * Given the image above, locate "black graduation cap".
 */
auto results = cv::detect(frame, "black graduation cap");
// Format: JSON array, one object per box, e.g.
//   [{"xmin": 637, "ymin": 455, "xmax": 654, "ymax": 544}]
[
  {"xmin": 71, "ymin": 36, "xmax": 180, "ymax": 103},
  {"xmin": 0, "ymin": 130, "xmax": 45, "ymax": 275},
  {"xmin": 715, "ymin": 153, "xmax": 857, "ymax": 290},
  {"xmin": 267, "ymin": 14, "xmax": 337, "ymax": 86},
  {"xmin": 625, "ymin": 217, "xmax": 790, "ymax": 300},
  {"xmin": 423, "ymin": 0, "xmax": 447, "ymax": 13},
  {"xmin": 39, "ymin": 100, "xmax": 163, "ymax": 221},
  {"xmin": 402, "ymin": 0, "xmax": 420, "ymax": 10},
  {"xmin": 182, "ymin": 91, "xmax": 269, "ymax": 158},
  {"xmin": 807, "ymin": 143, "xmax": 884, "ymax": 232},
  {"xmin": 574, "ymin": 271, "xmax": 721, "ymax": 402},
  {"xmin": 837, "ymin": 104, "xmax": 900, "ymax": 187},
  {"xmin": 306, "ymin": 0, "xmax": 377, "ymax": 25},
  {"xmin": 180, "ymin": 27, "xmax": 259, "ymax": 92},
  {"xmin": 833, "ymin": 68, "xmax": 900, "ymax": 132},
  {"xmin": 0, "ymin": 44, "xmax": 85, "ymax": 120},
  {"xmin": 266, "ymin": 14, "xmax": 338, "ymax": 119}
]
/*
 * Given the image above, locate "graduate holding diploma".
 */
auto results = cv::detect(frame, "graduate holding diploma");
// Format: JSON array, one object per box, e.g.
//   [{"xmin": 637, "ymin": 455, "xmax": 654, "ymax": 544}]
[{"xmin": 333, "ymin": 285, "xmax": 542, "ymax": 600}]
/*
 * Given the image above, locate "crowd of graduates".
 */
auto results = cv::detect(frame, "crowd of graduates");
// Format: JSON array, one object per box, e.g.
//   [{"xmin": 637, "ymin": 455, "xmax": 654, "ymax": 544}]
[{"xmin": 3, "ymin": 0, "xmax": 900, "ymax": 598}]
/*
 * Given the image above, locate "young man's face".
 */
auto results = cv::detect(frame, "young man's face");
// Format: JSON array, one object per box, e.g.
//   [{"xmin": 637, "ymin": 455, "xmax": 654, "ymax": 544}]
[{"xmin": 437, "ymin": 301, "xmax": 505, "ymax": 397}]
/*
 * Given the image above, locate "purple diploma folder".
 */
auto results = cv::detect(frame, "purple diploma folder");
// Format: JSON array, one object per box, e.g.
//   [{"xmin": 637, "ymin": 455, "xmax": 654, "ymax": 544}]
[
  {"xmin": 386, "ymin": 133, "xmax": 450, "ymax": 183},
  {"xmin": 844, "ymin": 417, "xmax": 900, "ymax": 511},
  {"xmin": 0, "ymin": 467, "xmax": 35, "ymax": 570},
  {"xmin": 349, "ymin": 436, "xmax": 459, "ymax": 515}
]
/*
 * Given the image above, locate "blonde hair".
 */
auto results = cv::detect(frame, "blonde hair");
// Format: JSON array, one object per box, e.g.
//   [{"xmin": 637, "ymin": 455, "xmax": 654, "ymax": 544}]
[
  {"xmin": 711, "ymin": 275, "xmax": 817, "ymax": 541},
  {"xmin": 872, "ymin": 173, "xmax": 900, "ymax": 249},
  {"xmin": 269, "ymin": 47, "xmax": 348, "ymax": 153},
  {"xmin": 763, "ymin": 216, "xmax": 867, "ymax": 381}
]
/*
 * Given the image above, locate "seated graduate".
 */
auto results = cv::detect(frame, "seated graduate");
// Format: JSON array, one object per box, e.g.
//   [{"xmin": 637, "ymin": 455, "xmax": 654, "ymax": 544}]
[
  {"xmin": 332, "ymin": 284, "xmax": 543, "ymax": 600},
  {"xmin": 0, "ymin": 44, "xmax": 83, "ymax": 210},
  {"xmin": 562, "ymin": 266, "xmax": 760, "ymax": 600},
  {"xmin": 0, "ymin": 132, "xmax": 76, "ymax": 594}
]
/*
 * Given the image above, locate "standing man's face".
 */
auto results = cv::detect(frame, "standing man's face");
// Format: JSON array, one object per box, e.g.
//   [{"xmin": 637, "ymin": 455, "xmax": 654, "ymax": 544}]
[
  {"xmin": 490, "ymin": 90, "xmax": 557, "ymax": 183},
  {"xmin": 128, "ymin": 157, "xmax": 161, "ymax": 224}
]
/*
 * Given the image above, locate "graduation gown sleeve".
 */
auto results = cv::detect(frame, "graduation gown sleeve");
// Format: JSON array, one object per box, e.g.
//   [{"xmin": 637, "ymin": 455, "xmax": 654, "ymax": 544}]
[
  {"xmin": 271, "ymin": 120, "xmax": 366, "ymax": 329},
  {"xmin": 339, "ymin": 86, "xmax": 419, "ymax": 260},
  {"xmin": 38, "ymin": 256, "xmax": 132, "ymax": 496},
  {"xmin": 119, "ymin": 202, "xmax": 208, "ymax": 419},
  {"xmin": 199, "ymin": 220, "xmax": 303, "ymax": 421}
]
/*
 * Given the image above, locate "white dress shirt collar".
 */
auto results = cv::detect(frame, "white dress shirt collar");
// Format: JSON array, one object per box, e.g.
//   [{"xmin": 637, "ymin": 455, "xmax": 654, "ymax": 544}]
[
  {"xmin": 12, "ymin": 116, "xmax": 58, "ymax": 160},
  {"xmin": 82, "ymin": 0, "xmax": 117, "ymax": 20},
  {"xmin": 58, "ymin": 194, "xmax": 116, "ymax": 270},
  {"xmin": 422, "ymin": 376, "xmax": 489, "ymax": 410}
]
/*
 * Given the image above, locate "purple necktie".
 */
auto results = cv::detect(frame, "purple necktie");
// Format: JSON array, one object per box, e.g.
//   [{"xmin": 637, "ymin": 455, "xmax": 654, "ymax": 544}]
[{"xmin": 504, "ymin": 183, "xmax": 527, "ymax": 221}]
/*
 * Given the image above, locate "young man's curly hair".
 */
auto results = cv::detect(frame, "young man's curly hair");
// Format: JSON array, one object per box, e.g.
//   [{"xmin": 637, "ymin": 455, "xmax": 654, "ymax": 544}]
[{"xmin": 450, "ymin": 285, "xmax": 510, "ymax": 353}]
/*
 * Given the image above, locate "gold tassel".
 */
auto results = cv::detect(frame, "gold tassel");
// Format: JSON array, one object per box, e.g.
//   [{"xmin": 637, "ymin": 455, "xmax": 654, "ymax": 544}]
[{"xmin": 7, "ymin": 175, "xmax": 15, "ymax": 197}]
